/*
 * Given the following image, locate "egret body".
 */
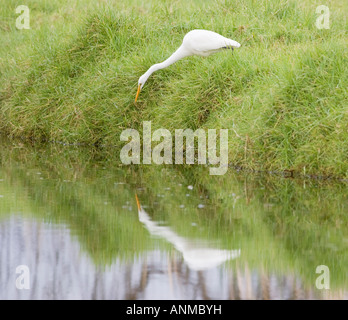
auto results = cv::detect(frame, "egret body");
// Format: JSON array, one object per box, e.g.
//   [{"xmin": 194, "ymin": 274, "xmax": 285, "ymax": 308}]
[{"xmin": 135, "ymin": 29, "xmax": 241, "ymax": 102}]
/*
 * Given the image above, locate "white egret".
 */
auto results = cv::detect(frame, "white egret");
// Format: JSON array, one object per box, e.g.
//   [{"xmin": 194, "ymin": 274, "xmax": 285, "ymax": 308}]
[
  {"xmin": 135, "ymin": 195, "xmax": 240, "ymax": 271},
  {"xmin": 135, "ymin": 29, "xmax": 241, "ymax": 102}
]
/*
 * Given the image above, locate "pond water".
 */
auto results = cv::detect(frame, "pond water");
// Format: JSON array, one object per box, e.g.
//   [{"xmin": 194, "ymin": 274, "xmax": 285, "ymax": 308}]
[{"xmin": 0, "ymin": 138, "xmax": 347, "ymax": 300}]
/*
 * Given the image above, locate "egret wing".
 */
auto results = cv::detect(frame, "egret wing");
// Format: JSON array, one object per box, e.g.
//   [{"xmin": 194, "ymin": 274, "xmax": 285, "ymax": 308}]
[{"xmin": 183, "ymin": 29, "xmax": 238, "ymax": 53}]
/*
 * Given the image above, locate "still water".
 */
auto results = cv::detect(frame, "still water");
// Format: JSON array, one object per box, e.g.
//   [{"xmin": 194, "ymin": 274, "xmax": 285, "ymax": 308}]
[{"xmin": 0, "ymin": 139, "xmax": 347, "ymax": 300}]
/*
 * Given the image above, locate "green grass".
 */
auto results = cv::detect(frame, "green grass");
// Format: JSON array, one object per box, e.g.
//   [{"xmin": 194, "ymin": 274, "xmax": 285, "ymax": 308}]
[{"xmin": 0, "ymin": 0, "xmax": 347, "ymax": 177}]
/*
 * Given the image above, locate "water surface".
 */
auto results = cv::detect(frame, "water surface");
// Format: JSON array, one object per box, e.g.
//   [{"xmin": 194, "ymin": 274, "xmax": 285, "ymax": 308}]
[{"xmin": 0, "ymin": 139, "xmax": 347, "ymax": 299}]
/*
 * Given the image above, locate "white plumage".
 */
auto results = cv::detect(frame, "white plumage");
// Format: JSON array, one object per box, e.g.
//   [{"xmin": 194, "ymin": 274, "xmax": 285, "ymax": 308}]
[
  {"xmin": 135, "ymin": 29, "xmax": 241, "ymax": 102},
  {"xmin": 182, "ymin": 29, "xmax": 241, "ymax": 56}
]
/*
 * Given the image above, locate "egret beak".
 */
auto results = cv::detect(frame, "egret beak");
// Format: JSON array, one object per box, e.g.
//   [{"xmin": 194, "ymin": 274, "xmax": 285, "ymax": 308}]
[
  {"xmin": 135, "ymin": 84, "xmax": 141, "ymax": 103},
  {"xmin": 135, "ymin": 194, "xmax": 141, "ymax": 211}
]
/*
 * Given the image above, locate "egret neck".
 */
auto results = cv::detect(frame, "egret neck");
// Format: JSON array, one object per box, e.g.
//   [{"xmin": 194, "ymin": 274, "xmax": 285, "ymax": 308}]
[{"xmin": 135, "ymin": 45, "xmax": 191, "ymax": 103}]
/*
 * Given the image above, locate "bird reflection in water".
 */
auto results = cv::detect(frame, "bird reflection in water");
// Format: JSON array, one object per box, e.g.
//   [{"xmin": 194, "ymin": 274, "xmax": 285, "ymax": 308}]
[{"xmin": 135, "ymin": 195, "xmax": 240, "ymax": 271}]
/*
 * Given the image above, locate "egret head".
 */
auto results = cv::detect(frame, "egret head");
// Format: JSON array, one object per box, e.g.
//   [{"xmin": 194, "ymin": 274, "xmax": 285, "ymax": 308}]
[
  {"xmin": 135, "ymin": 74, "xmax": 148, "ymax": 103},
  {"xmin": 234, "ymin": 41, "xmax": 241, "ymax": 48}
]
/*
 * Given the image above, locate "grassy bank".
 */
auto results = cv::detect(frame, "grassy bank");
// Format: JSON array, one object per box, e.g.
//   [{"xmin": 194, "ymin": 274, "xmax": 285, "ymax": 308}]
[{"xmin": 1, "ymin": 0, "xmax": 347, "ymax": 177}]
